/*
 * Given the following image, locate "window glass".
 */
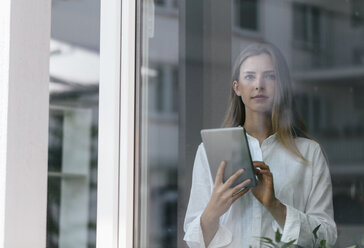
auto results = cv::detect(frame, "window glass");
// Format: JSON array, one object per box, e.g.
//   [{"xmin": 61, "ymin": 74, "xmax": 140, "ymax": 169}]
[
  {"xmin": 293, "ymin": 3, "xmax": 322, "ymax": 51},
  {"xmin": 47, "ymin": 0, "xmax": 100, "ymax": 247},
  {"xmin": 233, "ymin": 0, "xmax": 258, "ymax": 31},
  {"xmin": 136, "ymin": 0, "xmax": 364, "ymax": 247},
  {"xmin": 352, "ymin": 0, "xmax": 364, "ymax": 26}
]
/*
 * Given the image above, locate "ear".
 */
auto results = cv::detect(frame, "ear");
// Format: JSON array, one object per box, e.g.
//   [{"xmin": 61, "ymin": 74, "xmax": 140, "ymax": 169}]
[{"xmin": 233, "ymin": 80, "xmax": 241, "ymax": 96}]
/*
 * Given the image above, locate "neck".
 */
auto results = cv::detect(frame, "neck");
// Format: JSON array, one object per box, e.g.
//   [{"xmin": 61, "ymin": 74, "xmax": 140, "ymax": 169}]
[{"xmin": 244, "ymin": 111, "xmax": 272, "ymax": 145}]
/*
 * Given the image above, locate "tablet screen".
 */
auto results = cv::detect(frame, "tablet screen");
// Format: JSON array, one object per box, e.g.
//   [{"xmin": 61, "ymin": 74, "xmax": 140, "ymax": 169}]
[{"xmin": 201, "ymin": 127, "xmax": 257, "ymax": 188}]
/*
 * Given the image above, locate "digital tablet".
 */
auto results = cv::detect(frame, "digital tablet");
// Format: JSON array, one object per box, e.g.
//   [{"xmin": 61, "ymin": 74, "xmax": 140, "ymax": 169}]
[{"xmin": 201, "ymin": 127, "xmax": 257, "ymax": 188}]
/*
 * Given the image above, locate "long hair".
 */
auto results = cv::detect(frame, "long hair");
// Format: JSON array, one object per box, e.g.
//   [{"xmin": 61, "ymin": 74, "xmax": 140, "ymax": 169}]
[{"xmin": 222, "ymin": 43, "xmax": 309, "ymax": 161}]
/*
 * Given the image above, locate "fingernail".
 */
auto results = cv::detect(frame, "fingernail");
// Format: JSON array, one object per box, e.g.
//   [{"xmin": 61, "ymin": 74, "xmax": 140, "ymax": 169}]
[{"xmin": 239, "ymin": 169, "xmax": 244, "ymax": 173}]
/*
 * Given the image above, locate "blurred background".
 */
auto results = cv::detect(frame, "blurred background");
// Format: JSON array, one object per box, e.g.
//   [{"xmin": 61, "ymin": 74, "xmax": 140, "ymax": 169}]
[{"xmin": 46, "ymin": 0, "xmax": 364, "ymax": 247}]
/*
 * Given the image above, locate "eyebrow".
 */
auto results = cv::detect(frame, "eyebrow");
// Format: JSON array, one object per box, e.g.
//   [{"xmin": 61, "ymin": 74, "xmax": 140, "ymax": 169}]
[{"xmin": 243, "ymin": 70, "xmax": 275, "ymax": 74}]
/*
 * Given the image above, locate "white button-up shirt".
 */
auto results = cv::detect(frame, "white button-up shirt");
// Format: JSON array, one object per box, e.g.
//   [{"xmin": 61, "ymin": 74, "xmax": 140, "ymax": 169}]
[{"xmin": 184, "ymin": 133, "xmax": 337, "ymax": 248}]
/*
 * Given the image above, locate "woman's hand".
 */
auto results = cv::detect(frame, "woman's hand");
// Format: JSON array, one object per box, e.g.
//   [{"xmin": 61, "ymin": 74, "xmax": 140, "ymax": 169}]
[
  {"xmin": 251, "ymin": 161, "xmax": 276, "ymax": 208},
  {"xmin": 251, "ymin": 161, "xmax": 286, "ymax": 228},
  {"xmin": 201, "ymin": 161, "xmax": 251, "ymax": 246}
]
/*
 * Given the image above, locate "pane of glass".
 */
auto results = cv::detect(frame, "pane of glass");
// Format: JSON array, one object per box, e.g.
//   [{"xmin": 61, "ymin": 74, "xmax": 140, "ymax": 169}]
[
  {"xmin": 234, "ymin": 0, "xmax": 258, "ymax": 31},
  {"xmin": 136, "ymin": 0, "xmax": 364, "ymax": 247},
  {"xmin": 46, "ymin": 0, "xmax": 100, "ymax": 247}
]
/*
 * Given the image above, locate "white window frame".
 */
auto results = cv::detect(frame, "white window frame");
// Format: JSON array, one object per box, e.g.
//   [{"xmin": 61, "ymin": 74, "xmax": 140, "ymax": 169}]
[
  {"xmin": 0, "ymin": 0, "xmax": 51, "ymax": 247},
  {"xmin": 97, "ymin": 0, "xmax": 136, "ymax": 247},
  {"xmin": 1, "ymin": 0, "xmax": 137, "ymax": 247}
]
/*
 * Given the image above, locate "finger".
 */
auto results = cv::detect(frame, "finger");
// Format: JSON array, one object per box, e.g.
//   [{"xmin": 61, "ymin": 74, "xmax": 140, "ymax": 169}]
[
  {"xmin": 256, "ymin": 169, "xmax": 265, "ymax": 180},
  {"xmin": 256, "ymin": 169, "xmax": 272, "ymax": 178},
  {"xmin": 257, "ymin": 169, "xmax": 272, "ymax": 176},
  {"xmin": 253, "ymin": 162, "xmax": 268, "ymax": 168},
  {"xmin": 253, "ymin": 163, "xmax": 270, "ymax": 170},
  {"xmin": 215, "ymin": 161, "xmax": 226, "ymax": 185},
  {"xmin": 232, "ymin": 188, "xmax": 249, "ymax": 202},
  {"xmin": 256, "ymin": 170, "xmax": 273, "ymax": 183},
  {"xmin": 232, "ymin": 178, "xmax": 252, "ymax": 193},
  {"xmin": 256, "ymin": 172, "xmax": 263, "ymax": 181},
  {"xmin": 225, "ymin": 168, "xmax": 244, "ymax": 187}
]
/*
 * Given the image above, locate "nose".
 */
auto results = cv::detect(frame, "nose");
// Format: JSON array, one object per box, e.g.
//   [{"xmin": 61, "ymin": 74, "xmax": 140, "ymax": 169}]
[{"xmin": 255, "ymin": 75, "xmax": 265, "ymax": 90}]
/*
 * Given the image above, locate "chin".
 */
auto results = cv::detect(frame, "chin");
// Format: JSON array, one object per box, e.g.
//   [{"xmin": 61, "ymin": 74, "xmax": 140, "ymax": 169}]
[{"xmin": 251, "ymin": 106, "xmax": 273, "ymax": 114}]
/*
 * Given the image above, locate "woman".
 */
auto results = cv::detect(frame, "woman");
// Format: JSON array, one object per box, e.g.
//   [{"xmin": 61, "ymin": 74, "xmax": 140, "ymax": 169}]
[{"xmin": 183, "ymin": 43, "xmax": 337, "ymax": 248}]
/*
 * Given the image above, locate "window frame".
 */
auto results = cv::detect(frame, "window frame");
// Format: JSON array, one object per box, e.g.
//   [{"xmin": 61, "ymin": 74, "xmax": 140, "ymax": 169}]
[
  {"xmin": 97, "ymin": 0, "xmax": 136, "ymax": 247},
  {"xmin": 0, "ymin": 0, "xmax": 51, "ymax": 246}
]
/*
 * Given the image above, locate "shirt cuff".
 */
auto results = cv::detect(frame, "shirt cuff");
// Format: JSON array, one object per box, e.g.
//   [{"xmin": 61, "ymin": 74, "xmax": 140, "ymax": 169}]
[
  {"xmin": 209, "ymin": 224, "xmax": 232, "ymax": 248},
  {"xmin": 272, "ymin": 204, "xmax": 300, "ymax": 244},
  {"xmin": 184, "ymin": 214, "xmax": 232, "ymax": 248}
]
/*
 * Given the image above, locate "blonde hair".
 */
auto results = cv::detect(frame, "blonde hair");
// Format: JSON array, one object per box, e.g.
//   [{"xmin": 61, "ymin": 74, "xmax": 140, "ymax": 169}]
[{"xmin": 222, "ymin": 43, "xmax": 309, "ymax": 161}]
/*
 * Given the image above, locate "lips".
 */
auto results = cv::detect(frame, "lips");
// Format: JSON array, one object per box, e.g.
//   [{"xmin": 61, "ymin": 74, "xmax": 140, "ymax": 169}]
[{"xmin": 251, "ymin": 95, "xmax": 268, "ymax": 99}]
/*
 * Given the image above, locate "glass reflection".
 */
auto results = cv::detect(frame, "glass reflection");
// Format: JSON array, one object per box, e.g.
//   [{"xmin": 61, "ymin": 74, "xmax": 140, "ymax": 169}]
[
  {"xmin": 46, "ymin": 0, "xmax": 99, "ymax": 247},
  {"xmin": 47, "ymin": 49, "xmax": 99, "ymax": 248},
  {"xmin": 137, "ymin": 0, "xmax": 364, "ymax": 247}
]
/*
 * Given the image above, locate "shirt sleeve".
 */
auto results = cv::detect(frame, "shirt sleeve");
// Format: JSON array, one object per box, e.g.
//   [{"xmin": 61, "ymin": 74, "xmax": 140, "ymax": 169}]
[
  {"xmin": 183, "ymin": 144, "xmax": 233, "ymax": 248},
  {"xmin": 273, "ymin": 143, "xmax": 337, "ymax": 247}
]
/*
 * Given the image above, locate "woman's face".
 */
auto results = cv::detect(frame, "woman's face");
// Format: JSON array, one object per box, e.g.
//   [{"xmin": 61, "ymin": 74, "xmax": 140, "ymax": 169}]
[{"xmin": 233, "ymin": 53, "xmax": 276, "ymax": 115}]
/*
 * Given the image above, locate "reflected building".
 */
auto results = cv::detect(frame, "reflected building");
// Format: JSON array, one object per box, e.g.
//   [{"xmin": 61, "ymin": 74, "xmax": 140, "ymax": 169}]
[
  {"xmin": 47, "ymin": 0, "xmax": 100, "ymax": 247},
  {"xmin": 47, "ymin": 39, "xmax": 99, "ymax": 248}
]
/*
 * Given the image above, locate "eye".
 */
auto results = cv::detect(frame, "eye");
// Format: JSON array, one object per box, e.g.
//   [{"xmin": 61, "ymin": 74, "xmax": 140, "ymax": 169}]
[
  {"xmin": 265, "ymin": 74, "xmax": 276, "ymax": 80},
  {"xmin": 244, "ymin": 74, "xmax": 255, "ymax": 80}
]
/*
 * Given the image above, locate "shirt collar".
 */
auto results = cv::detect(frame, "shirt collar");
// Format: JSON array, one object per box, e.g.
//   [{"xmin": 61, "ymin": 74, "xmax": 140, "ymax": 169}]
[{"xmin": 246, "ymin": 132, "xmax": 277, "ymax": 146}]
